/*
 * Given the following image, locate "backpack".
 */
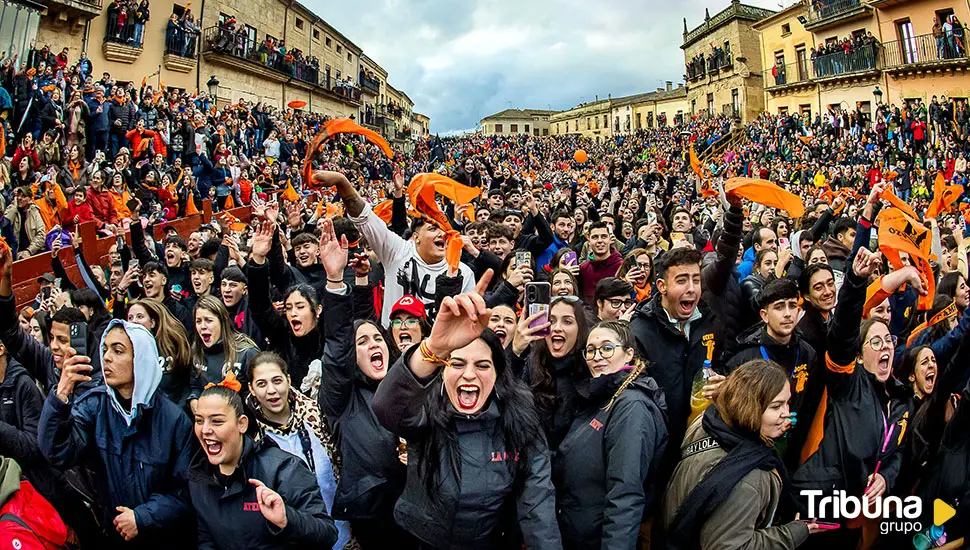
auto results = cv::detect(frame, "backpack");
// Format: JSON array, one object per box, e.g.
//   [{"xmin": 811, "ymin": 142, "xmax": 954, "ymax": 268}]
[{"xmin": 0, "ymin": 480, "xmax": 69, "ymax": 550}]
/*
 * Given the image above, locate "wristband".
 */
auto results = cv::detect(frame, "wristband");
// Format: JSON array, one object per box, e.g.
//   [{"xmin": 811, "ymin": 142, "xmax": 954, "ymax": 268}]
[
  {"xmin": 327, "ymin": 278, "xmax": 343, "ymax": 284},
  {"xmin": 419, "ymin": 339, "xmax": 450, "ymax": 366}
]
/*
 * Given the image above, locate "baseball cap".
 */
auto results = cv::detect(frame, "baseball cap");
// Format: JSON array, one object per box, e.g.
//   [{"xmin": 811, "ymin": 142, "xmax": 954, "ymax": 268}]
[
  {"xmin": 390, "ymin": 295, "xmax": 426, "ymax": 319},
  {"xmin": 37, "ymin": 273, "xmax": 55, "ymax": 284}
]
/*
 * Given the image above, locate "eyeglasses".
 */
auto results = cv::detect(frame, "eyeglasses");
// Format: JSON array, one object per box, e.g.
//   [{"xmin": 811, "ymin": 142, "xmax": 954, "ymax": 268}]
[
  {"xmin": 584, "ymin": 344, "xmax": 627, "ymax": 360},
  {"xmin": 635, "ymin": 262, "xmax": 652, "ymax": 271},
  {"xmin": 866, "ymin": 334, "xmax": 897, "ymax": 351},
  {"xmin": 390, "ymin": 318, "xmax": 420, "ymax": 329},
  {"xmin": 607, "ymin": 298, "xmax": 636, "ymax": 309}
]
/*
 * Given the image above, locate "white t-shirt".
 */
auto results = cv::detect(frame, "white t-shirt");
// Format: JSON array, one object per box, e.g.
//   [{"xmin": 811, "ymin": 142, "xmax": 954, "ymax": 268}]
[{"xmin": 350, "ymin": 203, "xmax": 475, "ymax": 327}]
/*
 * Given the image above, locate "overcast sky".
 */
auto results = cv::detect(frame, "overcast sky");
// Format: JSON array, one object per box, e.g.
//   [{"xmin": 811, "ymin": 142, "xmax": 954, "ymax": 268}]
[{"xmin": 310, "ymin": 0, "xmax": 782, "ymax": 133}]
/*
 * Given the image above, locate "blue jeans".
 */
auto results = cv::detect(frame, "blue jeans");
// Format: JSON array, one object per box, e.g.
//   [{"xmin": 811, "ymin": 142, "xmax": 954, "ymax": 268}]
[{"xmin": 109, "ymin": 133, "xmax": 125, "ymax": 158}]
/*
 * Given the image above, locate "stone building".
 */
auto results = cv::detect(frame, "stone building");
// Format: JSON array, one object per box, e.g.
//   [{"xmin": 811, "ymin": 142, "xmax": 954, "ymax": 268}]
[
  {"xmin": 17, "ymin": 0, "xmax": 425, "ymax": 135},
  {"xmin": 549, "ymin": 87, "xmax": 688, "ymax": 138},
  {"xmin": 479, "ymin": 108, "xmax": 557, "ymax": 136},
  {"xmin": 682, "ymin": 0, "xmax": 775, "ymax": 122}
]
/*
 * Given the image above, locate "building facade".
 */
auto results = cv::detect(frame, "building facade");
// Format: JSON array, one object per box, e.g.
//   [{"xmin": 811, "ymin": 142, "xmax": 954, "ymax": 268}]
[
  {"xmin": 480, "ymin": 109, "xmax": 556, "ymax": 136},
  {"xmin": 755, "ymin": 0, "xmax": 970, "ymax": 120},
  {"xmin": 19, "ymin": 0, "xmax": 425, "ymax": 138},
  {"xmin": 683, "ymin": 0, "xmax": 775, "ymax": 122},
  {"xmin": 548, "ymin": 87, "xmax": 688, "ymax": 138}
]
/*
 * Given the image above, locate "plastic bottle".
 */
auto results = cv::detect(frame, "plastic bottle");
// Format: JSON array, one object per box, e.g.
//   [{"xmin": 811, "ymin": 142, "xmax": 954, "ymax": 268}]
[
  {"xmin": 913, "ymin": 525, "xmax": 946, "ymax": 550},
  {"xmin": 688, "ymin": 360, "xmax": 716, "ymax": 425}
]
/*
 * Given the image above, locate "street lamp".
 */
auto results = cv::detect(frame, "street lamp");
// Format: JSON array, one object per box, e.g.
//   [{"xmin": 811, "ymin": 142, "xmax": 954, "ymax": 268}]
[
  {"xmin": 873, "ymin": 85, "xmax": 883, "ymax": 105},
  {"xmin": 206, "ymin": 75, "xmax": 220, "ymax": 100}
]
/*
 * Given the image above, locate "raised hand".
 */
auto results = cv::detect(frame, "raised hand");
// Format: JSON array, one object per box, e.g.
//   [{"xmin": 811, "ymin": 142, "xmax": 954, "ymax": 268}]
[
  {"xmin": 249, "ymin": 220, "xmax": 274, "ymax": 264},
  {"xmin": 425, "ymin": 270, "xmax": 493, "ymax": 359},
  {"xmin": 511, "ymin": 309, "xmax": 551, "ymax": 357},
  {"xmin": 318, "ymin": 217, "xmax": 349, "ymax": 281},
  {"xmin": 852, "ymin": 247, "xmax": 880, "ymax": 279},
  {"xmin": 56, "ymin": 348, "xmax": 93, "ymax": 403},
  {"xmin": 248, "ymin": 479, "xmax": 287, "ymax": 529}
]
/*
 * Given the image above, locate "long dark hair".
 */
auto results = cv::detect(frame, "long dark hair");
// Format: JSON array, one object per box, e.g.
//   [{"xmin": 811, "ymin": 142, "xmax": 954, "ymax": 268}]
[
  {"xmin": 418, "ymin": 329, "xmax": 544, "ymax": 505},
  {"xmin": 71, "ymin": 287, "xmax": 111, "ymax": 330},
  {"xmin": 529, "ymin": 298, "xmax": 590, "ymax": 424},
  {"xmin": 352, "ymin": 319, "xmax": 400, "ymax": 386}
]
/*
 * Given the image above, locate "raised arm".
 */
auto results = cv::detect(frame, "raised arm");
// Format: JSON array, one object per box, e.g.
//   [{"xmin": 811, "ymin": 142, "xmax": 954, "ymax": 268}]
[
  {"xmin": 316, "ymin": 218, "xmax": 357, "ymax": 417},
  {"xmin": 826, "ymin": 248, "xmax": 883, "ymax": 382},
  {"xmin": 245, "ymin": 221, "xmax": 290, "ymax": 347}
]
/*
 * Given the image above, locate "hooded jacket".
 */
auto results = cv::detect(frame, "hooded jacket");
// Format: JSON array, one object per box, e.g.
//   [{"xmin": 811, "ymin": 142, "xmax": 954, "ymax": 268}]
[
  {"xmin": 38, "ymin": 320, "xmax": 196, "ymax": 549},
  {"xmin": 820, "ymin": 235, "xmax": 850, "ymax": 274},
  {"xmin": 792, "ymin": 271, "xmax": 914, "ymax": 516},
  {"xmin": 3, "ymin": 202, "xmax": 46, "ymax": 255},
  {"xmin": 188, "ymin": 436, "xmax": 339, "ymax": 550},
  {"xmin": 552, "ymin": 369, "xmax": 668, "ymax": 550},
  {"xmin": 373, "ymin": 349, "xmax": 562, "ymax": 550},
  {"xmin": 317, "ymin": 288, "xmax": 407, "ymax": 521}
]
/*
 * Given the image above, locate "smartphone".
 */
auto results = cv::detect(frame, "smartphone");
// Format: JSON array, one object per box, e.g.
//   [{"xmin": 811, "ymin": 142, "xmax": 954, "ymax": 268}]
[
  {"xmin": 130, "ymin": 259, "xmax": 140, "ymax": 270},
  {"xmin": 670, "ymin": 232, "xmax": 686, "ymax": 243},
  {"xmin": 41, "ymin": 287, "xmax": 52, "ymax": 300},
  {"xmin": 802, "ymin": 521, "xmax": 840, "ymax": 530},
  {"xmin": 779, "ymin": 237, "xmax": 790, "ymax": 249},
  {"xmin": 126, "ymin": 198, "xmax": 139, "ymax": 212},
  {"xmin": 69, "ymin": 322, "xmax": 88, "ymax": 355},
  {"xmin": 514, "ymin": 251, "xmax": 531, "ymax": 268},
  {"xmin": 562, "ymin": 250, "xmax": 577, "ymax": 266},
  {"xmin": 524, "ymin": 282, "xmax": 551, "ymax": 337},
  {"xmin": 647, "ymin": 211, "xmax": 657, "ymax": 225}
]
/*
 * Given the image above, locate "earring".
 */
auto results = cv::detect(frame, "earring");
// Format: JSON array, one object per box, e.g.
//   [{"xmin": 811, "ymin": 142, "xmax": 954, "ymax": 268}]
[{"xmin": 440, "ymin": 380, "xmax": 445, "ymax": 397}]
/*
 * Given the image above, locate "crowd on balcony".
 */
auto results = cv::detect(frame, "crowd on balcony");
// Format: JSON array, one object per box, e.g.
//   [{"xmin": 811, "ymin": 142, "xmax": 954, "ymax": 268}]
[
  {"xmin": 164, "ymin": 8, "xmax": 202, "ymax": 58},
  {"xmin": 931, "ymin": 15, "xmax": 966, "ymax": 60},
  {"xmin": 810, "ymin": 32, "xmax": 881, "ymax": 77},
  {"xmin": 104, "ymin": 0, "xmax": 150, "ymax": 47},
  {"xmin": 684, "ymin": 44, "xmax": 732, "ymax": 81}
]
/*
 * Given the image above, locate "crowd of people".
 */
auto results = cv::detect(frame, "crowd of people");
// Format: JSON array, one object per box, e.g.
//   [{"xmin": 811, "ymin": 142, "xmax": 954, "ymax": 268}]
[
  {"xmin": 810, "ymin": 32, "xmax": 881, "ymax": 78},
  {"xmin": 0, "ymin": 41, "xmax": 969, "ymax": 550},
  {"xmin": 164, "ymin": 8, "xmax": 202, "ymax": 58},
  {"xmin": 104, "ymin": 0, "xmax": 151, "ymax": 48}
]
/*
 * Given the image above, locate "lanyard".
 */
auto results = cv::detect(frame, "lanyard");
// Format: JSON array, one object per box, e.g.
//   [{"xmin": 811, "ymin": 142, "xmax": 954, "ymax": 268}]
[{"xmin": 760, "ymin": 345, "xmax": 800, "ymax": 379}]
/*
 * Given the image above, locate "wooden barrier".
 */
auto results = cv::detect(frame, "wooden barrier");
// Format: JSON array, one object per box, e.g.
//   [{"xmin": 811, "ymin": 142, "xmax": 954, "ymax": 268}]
[{"xmin": 11, "ymin": 199, "xmax": 256, "ymax": 310}]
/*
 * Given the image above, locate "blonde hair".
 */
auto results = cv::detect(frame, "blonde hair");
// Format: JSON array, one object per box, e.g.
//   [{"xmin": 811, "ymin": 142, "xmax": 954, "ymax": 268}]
[{"xmin": 130, "ymin": 299, "xmax": 192, "ymax": 375}]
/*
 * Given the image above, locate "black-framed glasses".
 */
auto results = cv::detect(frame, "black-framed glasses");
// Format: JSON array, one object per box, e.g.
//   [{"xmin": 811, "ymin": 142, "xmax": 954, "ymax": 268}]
[
  {"xmin": 866, "ymin": 334, "xmax": 897, "ymax": 351},
  {"xmin": 635, "ymin": 262, "xmax": 652, "ymax": 271},
  {"xmin": 584, "ymin": 344, "xmax": 626, "ymax": 360},
  {"xmin": 607, "ymin": 298, "xmax": 636, "ymax": 309},
  {"xmin": 390, "ymin": 318, "xmax": 420, "ymax": 329}
]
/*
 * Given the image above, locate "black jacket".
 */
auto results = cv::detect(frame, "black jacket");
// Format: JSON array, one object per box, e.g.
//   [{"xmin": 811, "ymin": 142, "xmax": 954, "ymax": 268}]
[
  {"xmin": 511, "ymin": 349, "xmax": 586, "ymax": 452},
  {"xmin": 515, "ymin": 213, "xmax": 555, "ymax": 258},
  {"xmin": 317, "ymin": 287, "xmax": 406, "ymax": 520},
  {"xmin": 726, "ymin": 324, "xmax": 821, "ymax": 470},
  {"xmin": 796, "ymin": 302, "xmax": 828, "ymax": 358},
  {"xmin": 792, "ymin": 270, "xmax": 914, "ymax": 511},
  {"xmin": 739, "ymin": 272, "xmax": 768, "ymax": 325},
  {"xmin": 0, "ymin": 361, "xmax": 62, "ymax": 503},
  {"xmin": 553, "ymin": 370, "xmax": 668, "ymax": 550},
  {"xmin": 373, "ymin": 350, "xmax": 562, "ymax": 550},
  {"xmin": 0, "ymin": 293, "xmax": 103, "ymax": 395},
  {"xmin": 188, "ymin": 436, "xmax": 338, "ymax": 549}
]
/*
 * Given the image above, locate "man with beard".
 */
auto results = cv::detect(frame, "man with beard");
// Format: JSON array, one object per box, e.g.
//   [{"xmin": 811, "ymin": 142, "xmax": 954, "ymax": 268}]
[{"xmin": 536, "ymin": 209, "xmax": 575, "ymax": 270}]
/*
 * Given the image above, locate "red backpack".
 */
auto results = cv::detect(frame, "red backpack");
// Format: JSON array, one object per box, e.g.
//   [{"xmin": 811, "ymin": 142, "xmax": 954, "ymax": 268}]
[{"xmin": 0, "ymin": 480, "xmax": 68, "ymax": 550}]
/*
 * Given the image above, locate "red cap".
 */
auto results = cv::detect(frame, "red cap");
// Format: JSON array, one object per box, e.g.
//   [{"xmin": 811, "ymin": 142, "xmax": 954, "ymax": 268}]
[{"xmin": 391, "ymin": 295, "xmax": 426, "ymax": 319}]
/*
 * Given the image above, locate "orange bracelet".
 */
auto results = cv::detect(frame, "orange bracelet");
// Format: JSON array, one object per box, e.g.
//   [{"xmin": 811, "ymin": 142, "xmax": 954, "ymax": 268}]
[{"xmin": 419, "ymin": 339, "xmax": 450, "ymax": 367}]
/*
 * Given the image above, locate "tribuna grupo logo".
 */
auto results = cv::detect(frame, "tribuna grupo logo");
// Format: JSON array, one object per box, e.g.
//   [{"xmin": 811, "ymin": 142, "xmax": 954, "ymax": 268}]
[{"xmin": 802, "ymin": 490, "xmax": 922, "ymax": 535}]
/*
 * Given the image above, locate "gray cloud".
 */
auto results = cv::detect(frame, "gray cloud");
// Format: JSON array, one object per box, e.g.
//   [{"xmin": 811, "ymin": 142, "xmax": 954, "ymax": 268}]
[{"xmin": 307, "ymin": 0, "xmax": 780, "ymax": 132}]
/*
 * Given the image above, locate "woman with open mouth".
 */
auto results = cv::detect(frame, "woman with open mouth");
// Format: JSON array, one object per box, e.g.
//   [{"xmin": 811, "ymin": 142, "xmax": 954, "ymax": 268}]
[
  {"xmin": 245, "ymin": 351, "xmax": 353, "ymax": 550},
  {"xmin": 486, "ymin": 304, "xmax": 517, "ymax": 349},
  {"xmin": 189, "ymin": 381, "xmax": 339, "ymax": 549},
  {"xmin": 247, "ymin": 219, "xmax": 348, "ymax": 394},
  {"xmin": 373, "ymin": 277, "xmax": 562, "ymax": 550},
  {"xmin": 189, "ymin": 295, "xmax": 259, "ymax": 411},
  {"xmin": 790, "ymin": 248, "xmax": 914, "ymax": 548},
  {"xmin": 388, "ymin": 296, "xmax": 431, "ymax": 352},
  {"xmin": 510, "ymin": 296, "xmax": 591, "ymax": 451},
  {"xmin": 553, "ymin": 321, "xmax": 668, "ymax": 549}
]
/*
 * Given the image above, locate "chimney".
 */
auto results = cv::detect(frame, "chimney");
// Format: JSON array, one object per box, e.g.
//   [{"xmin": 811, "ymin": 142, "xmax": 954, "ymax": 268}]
[
  {"xmin": 595, "ymin": 94, "xmax": 599, "ymax": 101},
  {"xmin": 666, "ymin": 81, "xmax": 673, "ymax": 91}
]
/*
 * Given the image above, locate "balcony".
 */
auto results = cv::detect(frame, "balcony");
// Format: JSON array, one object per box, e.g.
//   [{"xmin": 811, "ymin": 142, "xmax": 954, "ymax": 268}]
[
  {"xmin": 804, "ymin": 0, "xmax": 873, "ymax": 31},
  {"xmin": 162, "ymin": 28, "xmax": 198, "ymax": 73},
  {"xmin": 200, "ymin": 26, "xmax": 361, "ymax": 106},
  {"xmin": 45, "ymin": 0, "xmax": 102, "ymax": 19},
  {"xmin": 360, "ymin": 73, "xmax": 381, "ymax": 95},
  {"xmin": 811, "ymin": 44, "xmax": 882, "ymax": 84},
  {"xmin": 686, "ymin": 53, "xmax": 733, "ymax": 81},
  {"xmin": 764, "ymin": 61, "xmax": 814, "ymax": 92},
  {"xmin": 102, "ymin": 16, "xmax": 144, "ymax": 63},
  {"xmin": 882, "ymin": 30, "xmax": 970, "ymax": 75}
]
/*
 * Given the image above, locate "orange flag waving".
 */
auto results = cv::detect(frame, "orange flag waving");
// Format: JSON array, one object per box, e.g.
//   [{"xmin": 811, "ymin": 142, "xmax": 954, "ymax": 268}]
[
  {"xmin": 322, "ymin": 118, "xmax": 394, "ymax": 159},
  {"xmin": 926, "ymin": 172, "xmax": 964, "ymax": 219},
  {"xmin": 281, "ymin": 180, "xmax": 300, "ymax": 203},
  {"xmin": 302, "ymin": 130, "xmax": 328, "ymax": 188},
  {"xmin": 690, "ymin": 143, "xmax": 717, "ymax": 198},
  {"xmin": 878, "ymin": 187, "xmax": 919, "ymax": 221},
  {"xmin": 407, "ymin": 174, "xmax": 463, "ymax": 271},
  {"xmin": 724, "ymin": 178, "xmax": 805, "ymax": 218},
  {"xmin": 185, "ymin": 193, "xmax": 200, "ymax": 216},
  {"xmin": 373, "ymin": 200, "xmax": 394, "ymax": 224},
  {"xmin": 224, "ymin": 195, "xmax": 235, "ymax": 209},
  {"xmin": 877, "ymin": 207, "xmax": 934, "ymax": 310},
  {"xmin": 411, "ymin": 173, "xmax": 482, "ymax": 205}
]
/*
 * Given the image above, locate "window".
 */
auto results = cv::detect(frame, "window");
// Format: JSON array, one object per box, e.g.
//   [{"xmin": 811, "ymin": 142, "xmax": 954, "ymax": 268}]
[
  {"xmin": 219, "ymin": 12, "xmax": 232, "ymax": 25},
  {"xmin": 635, "ymin": 113, "xmax": 641, "ymax": 129},
  {"xmin": 510, "ymin": 124, "xmax": 518, "ymax": 132},
  {"xmin": 524, "ymin": 124, "xmax": 530, "ymax": 133},
  {"xmin": 732, "ymin": 88, "xmax": 740, "ymax": 116},
  {"xmin": 775, "ymin": 51, "xmax": 785, "ymax": 66},
  {"xmin": 348, "ymin": 53, "xmax": 352, "ymax": 62},
  {"xmin": 707, "ymin": 93, "xmax": 714, "ymax": 115},
  {"xmin": 245, "ymin": 25, "xmax": 257, "ymax": 49},
  {"xmin": 495, "ymin": 124, "xmax": 503, "ymax": 134},
  {"xmin": 574, "ymin": 120, "xmax": 578, "ymax": 131},
  {"xmin": 595, "ymin": 117, "xmax": 599, "ymax": 129},
  {"xmin": 586, "ymin": 117, "xmax": 590, "ymax": 130},
  {"xmin": 312, "ymin": 29, "xmax": 320, "ymax": 41},
  {"xmin": 336, "ymin": 70, "xmax": 341, "ymax": 79},
  {"xmin": 337, "ymin": 45, "xmax": 343, "ymax": 54},
  {"xmin": 326, "ymin": 37, "xmax": 332, "ymax": 48},
  {"xmin": 603, "ymin": 114, "xmax": 608, "ymax": 127},
  {"xmin": 800, "ymin": 104, "xmax": 812, "ymax": 117},
  {"xmin": 266, "ymin": 33, "xmax": 278, "ymax": 43},
  {"xmin": 543, "ymin": 129, "xmax": 549, "ymax": 136},
  {"xmin": 172, "ymin": 3, "xmax": 187, "ymax": 17},
  {"xmin": 796, "ymin": 46, "xmax": 808, "ymax": 80},
  {"xmin": 781, "ymin": 23, "xmax": 791, "ymax": 35},
  {"xmin": 295, "ymin": 17, "xmax": 304, "ymax": 30},
  {"xmin": 896, "ymin": 20, "xmax": 917, "ymax": 63},
  {"xmin": 779, "ymin": 106, "xmax": 790, "ymax": 115}
]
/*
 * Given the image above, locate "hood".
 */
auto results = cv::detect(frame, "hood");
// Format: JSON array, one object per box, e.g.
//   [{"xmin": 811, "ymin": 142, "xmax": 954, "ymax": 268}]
[
  {"xmin": 742, "ymin": 247, "xmax": 756, "ymax": 262},
  {"xmin": 822, "ymin": 235, "xmax": 850, "ymax": 260},
  {"xmin": 0, "ymin": 456, "xmax": 21, "ymax": 506},
  {"xmin": 100, "ymin": 319, "xmax": 162, "ymax": 426},
  {"xmin": 791, "ymin": 230, "xmax": 807, "ymax": 260},
  {"xmin": 0, "ymin": 361, "xmax": 27, "ymax": 389}
]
